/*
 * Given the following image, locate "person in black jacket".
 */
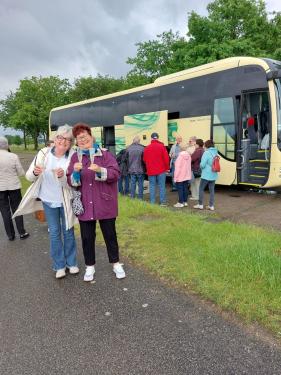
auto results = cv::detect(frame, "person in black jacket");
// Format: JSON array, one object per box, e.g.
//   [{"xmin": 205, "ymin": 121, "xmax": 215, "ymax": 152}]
[
  {"xmin": 127, "ymin": 136, "xmax": 145, "ymax": 199},
  {"xmin": 116, "ymin": 148, "xmax": 130, "ymax": 195}
]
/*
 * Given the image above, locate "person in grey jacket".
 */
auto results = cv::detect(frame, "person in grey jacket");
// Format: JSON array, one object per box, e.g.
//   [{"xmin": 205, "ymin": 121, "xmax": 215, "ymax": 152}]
[
  {"xmin": 169, "ymin": 135, "xmax": 182, "ymax": 191},
  {"xmin": 127, "ymin": 136, "xmax": 145, "ymax": 199},
  {"xmin": 0, "ymin": 136, "xmax": 29, "ymax": 241}
]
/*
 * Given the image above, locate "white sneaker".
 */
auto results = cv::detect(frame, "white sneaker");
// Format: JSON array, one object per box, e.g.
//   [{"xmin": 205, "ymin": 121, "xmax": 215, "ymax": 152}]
[
  {"xmin": 174, "ymin": 202, "xmax": 184, "ymax": 208},
  {"xmin": 67, "ymin": 266, "xmax": 79, "ymax": 274},
  {"xmin": 84, "ymin": 266, "xmax": 95, "ymax": 282},
  {"xmin": 113, "ymin": 263, "xmax": 126, "ymax": 279},
  {"xmin": 193, "ymin": 204, "xmax": 204, "ymax": 210},
  {"xmin": 56, "ymin": 268, "xmax": 66, "ymax": 279},
  {"xmin": 184, "ymin": 202, "xmax": 188, "ymax": 207},
  {"xmin": 206, "ymin": 205, "xmax": 215, "ymax": 211},
  {"xmin": 189, "ymin": 197, "xmax": 198, "ymax": 200}
]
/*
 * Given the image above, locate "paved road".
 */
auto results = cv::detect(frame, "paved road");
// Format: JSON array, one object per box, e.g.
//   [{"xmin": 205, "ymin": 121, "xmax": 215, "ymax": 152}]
[{"xmin": 1, "ymin": 214, "xmax": 281, "ymax": 375}]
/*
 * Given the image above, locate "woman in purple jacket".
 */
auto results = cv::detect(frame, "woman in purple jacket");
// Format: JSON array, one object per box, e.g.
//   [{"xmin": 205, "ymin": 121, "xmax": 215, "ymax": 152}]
[{"xmin": 67, "ymin": 123, "xmax": 125, "ymax": 281}]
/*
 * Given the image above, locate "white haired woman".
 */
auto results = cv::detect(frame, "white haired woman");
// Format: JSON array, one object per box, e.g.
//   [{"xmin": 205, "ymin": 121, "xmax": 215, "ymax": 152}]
[
  {"xmin": 16, "ymin": 125, "xmax": 78, "ymax": 279},
  {"xmin": 0, "ymin": 136, "xmax": 29, "ymax": 241}
]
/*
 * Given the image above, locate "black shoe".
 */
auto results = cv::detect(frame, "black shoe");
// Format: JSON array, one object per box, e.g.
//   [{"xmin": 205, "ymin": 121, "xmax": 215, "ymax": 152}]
[
  {"xmin": 20, "ymin": 232, "xmax": 30, "ymax": 240},
  {"xmin": 8, "ymin": 236, "xmax": 15, "ymax": 241}
]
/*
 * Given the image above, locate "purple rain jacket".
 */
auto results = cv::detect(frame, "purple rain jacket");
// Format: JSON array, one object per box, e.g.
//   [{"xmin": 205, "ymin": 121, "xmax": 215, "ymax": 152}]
[{"xmin": 67, "ymin": 148, "xmax": 120, "ymax": 221}]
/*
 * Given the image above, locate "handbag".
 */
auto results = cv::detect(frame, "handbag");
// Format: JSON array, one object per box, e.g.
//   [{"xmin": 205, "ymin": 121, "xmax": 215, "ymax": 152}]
[
  {"xmin": 33, "ymin": 197, "xmax": 45, "ymax": 222},
  {"xmin": 72, "ymin": 190, "xmax": 84, "ymax": 216},
  {"xmin": 34, "ymin": 209, "xmax": 46, "ymax": 222},
  {"xmin": 193, "ymin": 169, "xmax": 201, "ymax": 178}
]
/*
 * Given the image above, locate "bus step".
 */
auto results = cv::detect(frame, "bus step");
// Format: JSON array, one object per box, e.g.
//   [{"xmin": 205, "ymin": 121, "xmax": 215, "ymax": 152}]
[
  {"xmin": 249, "ymin": 159, "xmax": 268, "ymax": 163},
  {"xmin": 249, "ymin": 168, "xmax": 268, "ymax": 177},
  {"xmin": 238, "ymin": 182, "xmax": 262, "ymax": 187},
  {"xmin": 249, "ymin": 174, "xmax": 267, "ymax": 178}
]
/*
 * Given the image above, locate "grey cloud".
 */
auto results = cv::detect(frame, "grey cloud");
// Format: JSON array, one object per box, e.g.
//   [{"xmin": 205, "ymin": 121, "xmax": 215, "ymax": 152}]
[{"xmin": 0, "ymin": 0, "xmax": 280, "ymax": 99}]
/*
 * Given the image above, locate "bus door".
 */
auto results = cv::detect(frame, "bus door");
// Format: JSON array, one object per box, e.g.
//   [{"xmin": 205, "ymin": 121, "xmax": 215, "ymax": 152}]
[
  {"xmin": 212, "ymin": 97, "xmax": 237, "ymax": 185},
  {"xmin": 103, "ymin": 126, "xmax": 116, "ymax": 155},
  {"xmin": 237, "ymin": 90, "xmax": 270, "ymax": 187}
]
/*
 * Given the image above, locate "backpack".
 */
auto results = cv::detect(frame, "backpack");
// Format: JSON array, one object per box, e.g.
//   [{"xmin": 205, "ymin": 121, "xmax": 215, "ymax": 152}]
[
  {"xmin": 116, "ymin": 149, "xmax": 129, "ymax": 175},
  {"xmin": 212, "ymin": 154, "xmax": 221, "ymax": 172}
]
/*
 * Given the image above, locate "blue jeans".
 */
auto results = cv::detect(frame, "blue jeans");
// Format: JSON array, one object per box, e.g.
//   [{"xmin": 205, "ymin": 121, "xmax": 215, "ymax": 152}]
[
  {"xmin": 176, "ymin": 180, "xmax": 189, "ymax": 203},
  {"xmin": 118, "ymin": 175, "xmax": 130, "ymax": 195},
  {"xmin": 199, "ymin": 179, "xmax": 215, "ymax": 207},
  {"xmin": 170, "ymin": 162, "xmax": 177, "ymax": 189},
  {"xmin": 130, "ymin": 174, "xmax": 145, "ymax": 199},
  {"xmin": 148, "ymin": 173, "xmax": 166, "ymax": 204},
  {"xmin": 43, "ymin": 203, "xmax": 77, "ymax": 271}
]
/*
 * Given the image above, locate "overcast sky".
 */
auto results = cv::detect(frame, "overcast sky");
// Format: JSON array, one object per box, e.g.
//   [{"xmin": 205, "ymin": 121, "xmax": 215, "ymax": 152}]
[{"xmin": 0, "ymin": 0, "xmax": 281, "ymax": 100}]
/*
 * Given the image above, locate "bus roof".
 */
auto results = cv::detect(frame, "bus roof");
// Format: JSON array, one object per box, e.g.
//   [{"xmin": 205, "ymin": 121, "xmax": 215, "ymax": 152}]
[{"xmin": 51, "ymin": 56, "xmax": 271, "ymax": 112}]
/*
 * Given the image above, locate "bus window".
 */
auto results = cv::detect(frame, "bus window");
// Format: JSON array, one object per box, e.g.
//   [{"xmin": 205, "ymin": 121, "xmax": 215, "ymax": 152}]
[
  {"xmin": 274, "ymin": 78, "xmax": 281, "ymax": 150},
  {"xmin": 213, "ymin": 97, "xmax": 236, "ymax": 160}
]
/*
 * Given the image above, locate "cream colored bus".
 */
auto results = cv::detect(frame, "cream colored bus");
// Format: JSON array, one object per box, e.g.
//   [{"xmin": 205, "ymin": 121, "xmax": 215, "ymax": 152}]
[{"xmin": 50, "ymin": 56, "xmax": 281, "ymax": 188}]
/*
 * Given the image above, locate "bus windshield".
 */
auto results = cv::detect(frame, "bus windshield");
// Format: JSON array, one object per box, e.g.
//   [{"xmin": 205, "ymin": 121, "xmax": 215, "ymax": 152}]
[{"xmin": 275, "ymin": 78, "xmax": 281, "ymax": 150}]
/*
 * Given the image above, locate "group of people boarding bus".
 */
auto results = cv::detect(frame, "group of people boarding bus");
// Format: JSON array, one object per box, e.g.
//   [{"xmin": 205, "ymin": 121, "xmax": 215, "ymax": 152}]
[
  {"xmin": 0, "ymin": 123, "xmax": 219, "ymax": 282},
  {"xmin": 117, "ymin": 132, "xmax": 219, "ymax": 211}
]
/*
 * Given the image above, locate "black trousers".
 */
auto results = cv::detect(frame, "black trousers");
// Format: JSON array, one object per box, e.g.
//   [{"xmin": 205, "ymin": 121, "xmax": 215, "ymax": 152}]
[
  {"xmin": 79, "ymin": 218, "xmax": 119, "ymax": 266},
  {"xmin": 0, "ymin": 189, "xmax": 25, "ymax": 239}
]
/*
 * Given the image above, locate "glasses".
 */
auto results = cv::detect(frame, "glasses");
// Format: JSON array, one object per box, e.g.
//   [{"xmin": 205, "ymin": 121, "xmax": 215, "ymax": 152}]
[
  {"xmin": 76, "ymin": 134, "xmax": 90, "ymax": 142},
  {"xmin": 56, "ymin": 135, "xmax": 72, "ymax": 143}
]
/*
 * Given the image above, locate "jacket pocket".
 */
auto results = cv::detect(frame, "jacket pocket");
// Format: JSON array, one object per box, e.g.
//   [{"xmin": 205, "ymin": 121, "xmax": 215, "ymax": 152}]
[{"xmin": 101, "ymin": 192, "xmax": 113, "ymax": 201}]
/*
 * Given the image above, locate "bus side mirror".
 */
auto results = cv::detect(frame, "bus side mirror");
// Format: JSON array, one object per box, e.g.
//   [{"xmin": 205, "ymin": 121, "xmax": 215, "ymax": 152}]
[{"xmin": 266, "ymin": 70, "xmax": 281, "ymax": 80}]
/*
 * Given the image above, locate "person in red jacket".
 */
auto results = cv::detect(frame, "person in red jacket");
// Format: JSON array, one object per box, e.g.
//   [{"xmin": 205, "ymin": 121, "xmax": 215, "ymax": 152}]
[{"xmin": 143, "ymin": 132, "xmax": 170, "ymax": 206}]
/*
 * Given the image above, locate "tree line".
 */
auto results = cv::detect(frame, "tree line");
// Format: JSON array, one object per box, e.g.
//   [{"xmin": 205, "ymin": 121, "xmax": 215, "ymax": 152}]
[{"xmin": 1, "ymin": 0, "xmax": 281, "ymax": 149}]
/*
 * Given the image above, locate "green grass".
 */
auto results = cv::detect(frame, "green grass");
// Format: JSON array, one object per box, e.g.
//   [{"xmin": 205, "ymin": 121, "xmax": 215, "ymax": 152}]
[
  {"xmin": 20, "ymin": 177, "xmax": 32, "ymax": 194},
  {"xmin": 19, "ymin": 178, "xmax": 281, "ymax": 337},
  {"xmin": 10, "ymin": 144, "xmax": 44, "ymax": 153},
  {"xmin": 105, "ymin": 196, "xmax": 281, "ymax": 337}
]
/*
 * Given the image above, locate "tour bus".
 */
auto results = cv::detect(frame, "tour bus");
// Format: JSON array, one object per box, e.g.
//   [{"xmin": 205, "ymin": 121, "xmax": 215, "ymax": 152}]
[{"xmin": 49, "ymin": 56, "xmax": 281, "ymax": 188}]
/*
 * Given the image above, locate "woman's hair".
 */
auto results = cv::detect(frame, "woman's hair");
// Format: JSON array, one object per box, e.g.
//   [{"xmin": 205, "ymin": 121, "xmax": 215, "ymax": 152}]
[
  {"xmin": 0, "ymin": 136, "xmax": 9, "ymax": 150},
  {"xmin": 46, "ymin": 139, "xmax": 54, "ymax": 147},
  {"xmin": 56, "ymin": 124, "xmax": 73, "ymax": 139},
  {"xmin": 204, "ymin": 139, "xmax": 215, "ymax": 148},
  {"xmin": 179, "ymin": 142, "xmax": 188, "ymax": 151},
  {"xmin": 72, "ymin": 123, "xmax": 92, "ymax": 138},
  {"xmin": 196, "ymin": 139, "xmax": 204, "ymax": 147},
  {"xmin": 133, "ymin": 135, "xmax": 140, "ymax": 144}
]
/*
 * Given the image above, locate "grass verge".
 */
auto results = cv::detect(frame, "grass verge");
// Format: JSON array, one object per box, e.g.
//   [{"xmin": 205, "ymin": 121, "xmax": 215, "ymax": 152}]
[
  {"xmin": 110, "ymin": 196, "xmax": 281, "ymax": 337},
  {"xmin": 10, "ymin": 145, "xmax": 44, "ymax": 153},
  {"xmin": 20, "ymin": 177, "xmax": 31, "ymax": 194},
  {"xmin": 20, "ymin": 178, "xmax": 281, "ymax": 337}
]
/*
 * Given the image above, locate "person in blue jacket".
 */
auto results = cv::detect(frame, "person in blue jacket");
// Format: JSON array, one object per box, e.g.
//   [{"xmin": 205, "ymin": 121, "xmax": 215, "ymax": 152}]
[{"xmin": 194, "ymin": 140, "xmax": 218, "ymax": 211}]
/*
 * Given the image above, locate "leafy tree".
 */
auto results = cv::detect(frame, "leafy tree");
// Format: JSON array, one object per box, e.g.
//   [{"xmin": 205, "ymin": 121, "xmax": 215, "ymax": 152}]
[
  {"xmin": 69, "ymin": 75, "xmax": 125, "ymax": 102},
  {"xmin": 5, "ymin": 135, "xmax": 22, "ymax": 146},
  {"xmin": 5, "ymin": 135, "xmax": 13, "ymax": 145},
  {"xmin": 122, "ymin": 72, "xmax": 151, "ymax": 89},
  {"xmin": 13, "ymin": 135, "xmax": 22, "ymax": 145},
  {"xmin": 186, "ymin": 0, "xmax": 281, "ymax": 67},
  {"xmin": 126, "ymin": 0, "xmax": 281, "ymax": 78},
  {"xmin": 0, "ymin": 92, "xmax": 29, "ymax": 147},
  {"xmin": 0, "ymin": 76, "xmax": 70, "ymax": 149},
  {"xmin": 126, "ymin": 30, "xmax": 188, "ymax": 80}
]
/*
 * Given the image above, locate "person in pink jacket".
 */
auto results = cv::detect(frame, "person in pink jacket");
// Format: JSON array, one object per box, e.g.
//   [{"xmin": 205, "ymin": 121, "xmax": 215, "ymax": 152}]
[{"xmin": 173, "ymin": 143, "xmax": 192, "ymax": 208}]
